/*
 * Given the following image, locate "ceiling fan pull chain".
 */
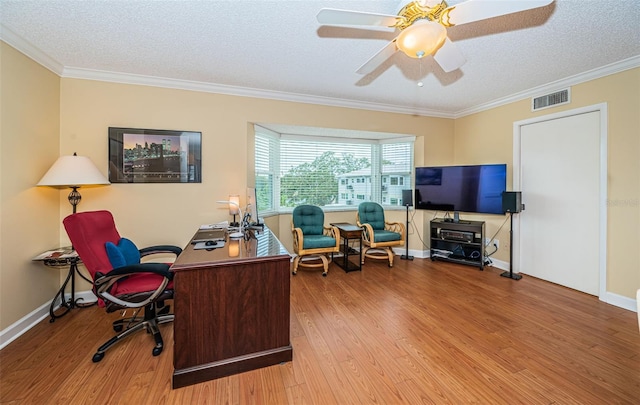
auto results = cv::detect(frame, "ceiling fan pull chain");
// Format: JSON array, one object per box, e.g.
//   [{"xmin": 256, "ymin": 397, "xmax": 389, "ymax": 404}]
[{"xmin": 418, "ymin": 58, "xmax": 424, "ymax": 87}]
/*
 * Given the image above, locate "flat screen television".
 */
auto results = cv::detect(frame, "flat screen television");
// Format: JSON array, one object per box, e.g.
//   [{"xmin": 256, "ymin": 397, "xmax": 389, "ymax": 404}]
[{"xmin": 415, "ymin": 164, "xmax": 507, "ymax": 215}]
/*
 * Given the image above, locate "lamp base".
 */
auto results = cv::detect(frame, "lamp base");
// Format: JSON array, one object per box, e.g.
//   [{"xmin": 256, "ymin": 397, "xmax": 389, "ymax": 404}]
[{"xmin": 400, "ymin": 255, "xmax": 414, "ymax": 260}]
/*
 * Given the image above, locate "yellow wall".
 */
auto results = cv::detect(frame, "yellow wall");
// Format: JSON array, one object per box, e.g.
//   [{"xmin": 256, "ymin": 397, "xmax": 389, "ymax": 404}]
[
  {"xmin": 0, "ymin": 42, "xmax": 453, "ymax": 329},
  {"xmin": 2, "ymin": 40, "xmax": 638, "ymax": 332},
  {"xmin": 1, "ymin": 43, "xmax": 61, "ymax": 329},
  {"xmin": 454, "ymin": 68, "xmax": 640, "ymax": 298},
  {"xmin": 58, "ymin": 78, "xmax": 450, "ymax": 254}
]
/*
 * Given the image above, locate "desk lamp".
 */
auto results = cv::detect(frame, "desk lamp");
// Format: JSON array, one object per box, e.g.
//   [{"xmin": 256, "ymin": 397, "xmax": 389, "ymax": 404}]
[
  {"xmin": 228, "ymin": 194, "xmax": 240, "ymax": 227},
  {"xmin": 216, "ymin": 199, "xmax": 244, "ymax": 238},
  {"xmin": 37, "ymin": 153, "xmax": 110, "ymax": 213}
]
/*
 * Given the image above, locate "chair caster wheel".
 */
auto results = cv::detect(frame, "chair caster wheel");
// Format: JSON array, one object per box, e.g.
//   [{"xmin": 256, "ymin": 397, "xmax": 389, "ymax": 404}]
[
  {"xmin": 152, "ymin": 346, "xmax": 163, "ymax": 356},
  {"xmin": 322, "ymin": 272, "xmax": 327, "ymax": 277},
  {"xmin": 113, "ymin": 325, "xmax": 123, "ymax": 332},
  {"xmin": 92, "ymin": 352, "xmax": 104, "ymax": 363}
]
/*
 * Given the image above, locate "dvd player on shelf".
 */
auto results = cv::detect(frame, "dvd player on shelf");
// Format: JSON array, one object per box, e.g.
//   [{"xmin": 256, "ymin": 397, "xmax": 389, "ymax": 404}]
[{"xmin": 440, "ymin": 229, "xmax": 474, "ymax": 242}]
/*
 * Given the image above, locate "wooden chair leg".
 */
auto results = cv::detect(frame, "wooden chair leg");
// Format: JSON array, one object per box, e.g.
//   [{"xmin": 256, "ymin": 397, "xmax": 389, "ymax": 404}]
[
  {"xmin": 319, "ymin": 255, "xmax": 329, "ymax": 277},
  {"xmin": 386, "ymin": 247, "xmax": 394, "ymax": 267},
  {"xmin": 292, "ymin": 256, "xmax": 301, "ymax": 275},
  {"xmin": 361, "ymin": 247, "xmax": 370, "ymax": 264}
]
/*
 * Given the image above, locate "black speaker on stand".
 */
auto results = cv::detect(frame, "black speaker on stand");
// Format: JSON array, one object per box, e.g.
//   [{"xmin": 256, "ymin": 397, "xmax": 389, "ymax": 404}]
[
  {"xmin": 501, "ymin": 191, "xmax": 523, "ymax": 280},
  {"xmin": 401, "ymin": 189, "xmax": 414, "ymax": 261}
]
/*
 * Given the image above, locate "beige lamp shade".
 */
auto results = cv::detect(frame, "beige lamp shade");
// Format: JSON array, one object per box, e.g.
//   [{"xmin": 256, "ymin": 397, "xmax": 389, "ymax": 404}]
[
  {"xmin": 37, "ymin": 154, "xmax": 110, "ymax": 187},
  {"xmin": 228, "ymin": 195, "xmax": 240, "ymax": 215},
  {"xmin": 37, "ymin": 153, "xmax": 110, "ymax": 214}
]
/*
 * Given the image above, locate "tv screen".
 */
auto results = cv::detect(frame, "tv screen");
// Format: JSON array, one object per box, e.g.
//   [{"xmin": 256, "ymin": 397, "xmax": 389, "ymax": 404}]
[{"xmin": 415, "ymin": 164, "xmax": 507, "ymax": 215}]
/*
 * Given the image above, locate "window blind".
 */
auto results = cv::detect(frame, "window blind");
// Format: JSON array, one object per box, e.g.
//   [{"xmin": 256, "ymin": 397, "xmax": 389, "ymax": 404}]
[{"xmin": 255, "ymin": 127, "xmax": 414, "ymax": 211}]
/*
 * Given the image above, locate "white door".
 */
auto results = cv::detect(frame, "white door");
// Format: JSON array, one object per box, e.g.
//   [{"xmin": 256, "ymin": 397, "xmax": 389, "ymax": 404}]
[{"xmin": 516, "ymin": 108, "xmax": 604, "ymax": 295}]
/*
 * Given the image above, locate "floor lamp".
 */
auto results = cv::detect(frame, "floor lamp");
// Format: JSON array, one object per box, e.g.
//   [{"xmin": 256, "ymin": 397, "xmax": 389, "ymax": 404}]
[
  {"xmin": 401, "ymin": 189, "xmax": 414, "ymax": 261},
  {"xmin": 37, "ymin": 152, "xmax": 110, "ymax": 320}
]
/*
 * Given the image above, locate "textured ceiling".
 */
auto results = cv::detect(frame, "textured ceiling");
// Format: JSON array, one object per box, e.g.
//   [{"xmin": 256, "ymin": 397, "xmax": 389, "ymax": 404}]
[{"xmin": 1, "ymin": 0, "xmax": 639, "ymax": 117}]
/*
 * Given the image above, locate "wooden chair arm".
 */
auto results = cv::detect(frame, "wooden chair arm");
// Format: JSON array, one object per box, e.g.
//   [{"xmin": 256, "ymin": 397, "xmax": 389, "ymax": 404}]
[
  {"xmin": 291, "ymin": 227, "xmax": 304, "ymax": 252},
  {"xmin": 358, "ymin": 222, "xmax": 374, "ymax": 244},
  {"xmin": 384, "ymin": 222, "xmax": 405, "ymax": 235},
  {"xmin": 323, "ymin": 225, "xmax": 340, "ymax": 248}
]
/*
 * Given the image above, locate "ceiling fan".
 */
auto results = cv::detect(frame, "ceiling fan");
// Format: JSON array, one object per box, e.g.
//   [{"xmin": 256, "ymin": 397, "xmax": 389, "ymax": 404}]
[{"xmin": 317, "ymin": 0, "xmax": 554, "ymax": 74}]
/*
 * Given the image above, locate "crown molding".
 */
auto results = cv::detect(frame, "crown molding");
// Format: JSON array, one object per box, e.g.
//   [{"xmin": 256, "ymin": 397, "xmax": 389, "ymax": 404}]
[
  {"xmin": 0, "ymin": 24, "xmax": 64, "ymax": 75},
  {"xmin": 60, "ymin": 66, "xmax": 455, "ymax": 118},
  {"xmin": 454, "ymin": 55, "xmax": 640, "ymax": 118},
  {"xmin": 3, "ymin": 21, "xmax": 637, "ymax": 120}
]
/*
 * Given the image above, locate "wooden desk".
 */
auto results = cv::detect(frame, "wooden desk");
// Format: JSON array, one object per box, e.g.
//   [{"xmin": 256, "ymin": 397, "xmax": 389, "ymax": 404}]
[{"xmin": 171, "ymin": 227, "xmax": 293, "ymax": 388}]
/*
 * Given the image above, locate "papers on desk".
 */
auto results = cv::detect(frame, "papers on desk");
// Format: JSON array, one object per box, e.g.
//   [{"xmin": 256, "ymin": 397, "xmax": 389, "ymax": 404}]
[{"xmin": 200, "ymin": 221, "xmax": 229, "ymax": 230}]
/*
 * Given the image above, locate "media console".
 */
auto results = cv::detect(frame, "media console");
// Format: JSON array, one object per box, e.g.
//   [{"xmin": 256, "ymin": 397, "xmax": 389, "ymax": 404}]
[{"xmin": 430, "ymin": 218, "xmax": 485, "ymax": 270}]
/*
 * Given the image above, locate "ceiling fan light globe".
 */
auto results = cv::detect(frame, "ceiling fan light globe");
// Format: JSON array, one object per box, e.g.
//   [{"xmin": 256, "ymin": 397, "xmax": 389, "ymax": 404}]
[{"xmin": 396, "ymin": 20, "xmax": 447, "ymax": 58}]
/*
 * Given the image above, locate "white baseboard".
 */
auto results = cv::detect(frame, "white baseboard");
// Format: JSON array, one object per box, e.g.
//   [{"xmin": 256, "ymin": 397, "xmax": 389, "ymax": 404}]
[
  {"xmin": 601, "ymin": 291, "xmax": 637, "ymax": 312},
  {"xmin": 392, "ymin": 247, "xmax": 428, "ymax": 259},
  {"xmin": 0, "ymin": 290, "xmax": 96, "ymax": 350}
]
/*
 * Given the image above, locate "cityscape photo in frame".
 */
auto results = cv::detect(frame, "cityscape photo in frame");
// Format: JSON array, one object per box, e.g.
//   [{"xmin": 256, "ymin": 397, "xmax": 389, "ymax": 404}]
[{"xmin": 108, "ymin": 127, "xmax": 202, "ymax": 183}]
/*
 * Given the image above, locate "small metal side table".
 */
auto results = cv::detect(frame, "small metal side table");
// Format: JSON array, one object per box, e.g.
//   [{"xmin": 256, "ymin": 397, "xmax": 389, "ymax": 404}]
[
  {"xmin": 33, "ymin": 247, "xmax": 96, "ymax": 322},
  {"xmin": 330, "ymin": 223, "xmax": 363, "ymax": 272}
]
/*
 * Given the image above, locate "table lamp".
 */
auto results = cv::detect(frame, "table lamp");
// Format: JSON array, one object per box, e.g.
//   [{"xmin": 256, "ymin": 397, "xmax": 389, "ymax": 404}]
[
  {"xmin": 37, "ymin": 153, "xmax": 110, "ymax": 213},
  {"xmin": 228, "ymin": 194, "xmax": 240, "ymax": 227},
  {"xmin": 216, "ymin": 198, "xmax": 244, "ymax": 238}
]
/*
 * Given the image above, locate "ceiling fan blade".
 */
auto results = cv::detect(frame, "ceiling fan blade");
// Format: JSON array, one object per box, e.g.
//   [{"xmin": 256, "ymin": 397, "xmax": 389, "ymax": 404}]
[
  {"xmin": 356, "ymin": 40, "xmax": 398, "ymax": 75},
  {"xmin": 317, "ymin": 8, "xmax": 401, "ymax": 27},
  {"xmin": 444, "ymin": 0, "xmax": 554, "ymax": 26},
  {"xmin": 433, "ymin": 38, "xmax": 466, "ymax": 73}
]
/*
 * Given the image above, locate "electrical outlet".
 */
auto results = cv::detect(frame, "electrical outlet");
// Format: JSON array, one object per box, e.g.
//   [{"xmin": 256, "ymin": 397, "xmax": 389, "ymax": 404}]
[{"xmin": 485, "ymin": 238, "xmax": 499, "ymax": 249}]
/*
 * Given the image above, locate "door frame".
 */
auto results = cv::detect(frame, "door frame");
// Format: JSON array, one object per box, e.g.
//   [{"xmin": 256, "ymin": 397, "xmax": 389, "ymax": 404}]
[{"xmin": 512, "ymin": 103, "xmax": 608, "ymax": 300}]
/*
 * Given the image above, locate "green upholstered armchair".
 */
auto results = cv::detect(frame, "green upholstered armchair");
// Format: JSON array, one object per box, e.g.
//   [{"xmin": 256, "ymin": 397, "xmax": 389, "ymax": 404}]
[
  {"xmin": 291, "ymin": 205, "xmax": 340, "ymax": 276},
  {"xmin": 356, "ymin": 202, "xmax": 405, "ymax": 267}
]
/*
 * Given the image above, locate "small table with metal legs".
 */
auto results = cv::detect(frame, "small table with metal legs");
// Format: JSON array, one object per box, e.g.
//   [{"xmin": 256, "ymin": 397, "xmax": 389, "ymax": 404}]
[
  {"xmin": 330, "ymin": 223, "xmax": 363, "ymax": 272},
  {"xmin": 33, "ymin": 247, "xmax": 96, "ymax": 322}
]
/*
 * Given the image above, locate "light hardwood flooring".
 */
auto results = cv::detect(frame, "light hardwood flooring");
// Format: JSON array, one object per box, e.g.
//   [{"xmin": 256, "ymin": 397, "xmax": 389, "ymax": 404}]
[{"xmin": 1, "ymin": 258, "xmax": 639, "ymax": 404}]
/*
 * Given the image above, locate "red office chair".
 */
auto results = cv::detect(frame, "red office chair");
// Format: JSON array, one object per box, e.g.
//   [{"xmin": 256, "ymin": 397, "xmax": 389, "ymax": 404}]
[{"xmin": 63, "ymin": 210, "xmax": 182, "ymax": 362}]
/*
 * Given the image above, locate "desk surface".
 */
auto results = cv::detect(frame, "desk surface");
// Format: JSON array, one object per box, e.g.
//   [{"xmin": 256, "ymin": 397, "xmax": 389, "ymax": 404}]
[{"xmin": 172, "ymin": 227, "xmax": 290, "ymax": 270}]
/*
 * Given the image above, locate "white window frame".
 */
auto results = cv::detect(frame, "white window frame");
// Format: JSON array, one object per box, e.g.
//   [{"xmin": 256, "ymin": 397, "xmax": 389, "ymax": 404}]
[{"xmin": 255, "ymin": 126, "xmax": 414, "ymax": 213}]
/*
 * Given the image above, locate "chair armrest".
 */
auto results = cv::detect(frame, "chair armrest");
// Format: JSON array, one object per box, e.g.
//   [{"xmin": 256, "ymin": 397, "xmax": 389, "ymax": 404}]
[
  {"xmin": 323, "ymin": 225, "xmax": 340, "ymax": 248},
  {"xmin": 94, "ymin": 263, "xmax": 172, "ymax": 309},
  {"xmin": 292, "ymin": 227, "xmax": 304, "ymax": 252},
  {"xmin": 358, "ymin": 222, "xmax": 375, "ymax": 244},
  {"xmin": 139, "ymin": 245, "xmax": 182, "ymax": 258},
  {"xmin": 385, "ymin": 221, "xmax": 406, "ymax": 240}
]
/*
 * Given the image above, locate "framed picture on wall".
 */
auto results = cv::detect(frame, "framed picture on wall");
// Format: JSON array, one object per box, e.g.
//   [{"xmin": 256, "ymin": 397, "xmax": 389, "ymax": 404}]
[{"xmin": 108, "ymin": 127, "xmax": 202, "ymax": 183}]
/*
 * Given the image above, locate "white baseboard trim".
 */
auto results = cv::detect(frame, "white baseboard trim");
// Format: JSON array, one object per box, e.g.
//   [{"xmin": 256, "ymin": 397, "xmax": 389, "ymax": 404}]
[
  {"xmin": 487, "ymin": 258, "xmax": 510, "ymax": 272},
  {"xmin": 392, "ymin": 247, "xmax": 428, "ymax": 259},
  {"xmin": 601, "ymin": 291, "xmax": 637, "ymax": 312},
  {"xmin": 0, "ymin": 290, "xmax": 97, "ymax": 350}
]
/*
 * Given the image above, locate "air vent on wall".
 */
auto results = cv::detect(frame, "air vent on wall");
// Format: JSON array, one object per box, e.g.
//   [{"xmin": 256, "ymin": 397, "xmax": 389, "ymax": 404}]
[{"xmin": 532, "ymin": 88, "xmax": 570, "ymax": 111}]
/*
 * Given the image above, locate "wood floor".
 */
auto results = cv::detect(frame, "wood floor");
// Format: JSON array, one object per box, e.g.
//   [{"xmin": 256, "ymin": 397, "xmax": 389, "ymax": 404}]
[{"xmin": 1, "ymin": 258, "xmax": 639, "ymax": 404}]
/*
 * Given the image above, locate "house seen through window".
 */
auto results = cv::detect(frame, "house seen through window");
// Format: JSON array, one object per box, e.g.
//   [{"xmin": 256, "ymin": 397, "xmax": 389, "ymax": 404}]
[{"xmin": 254, "ymin": 125, "xmax": 414, "ymax": 213}]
